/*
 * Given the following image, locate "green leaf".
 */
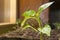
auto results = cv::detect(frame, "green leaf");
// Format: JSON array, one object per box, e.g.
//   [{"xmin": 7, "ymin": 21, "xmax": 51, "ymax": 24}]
[
  {"xmin": 38, "ymin": 24, "xmax": 51, "ymax": 36},
  {"xmin": 54, "ymin": 23, "xmax": 60, "ymax": 29},
  {"xmin": 38, "ymin": 2, "xmax": 54, "ymax": 13},
  {"xmin": 23, "ymin": 10, "xmax": 36, "ymax": 17}
]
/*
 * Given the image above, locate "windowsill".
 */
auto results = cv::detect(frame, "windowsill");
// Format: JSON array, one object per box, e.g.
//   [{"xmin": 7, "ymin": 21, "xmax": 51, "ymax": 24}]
[{"xmin": 0, "ymin": 23, "xmax": 16, "ymax": 26}]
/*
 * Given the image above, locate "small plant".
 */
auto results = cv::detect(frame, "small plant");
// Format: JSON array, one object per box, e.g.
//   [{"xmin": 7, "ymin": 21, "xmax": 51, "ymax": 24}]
[
  {"xmin": 21, "ymin": 2, "xmax": 54, "ymax": 40},
  {"xmin": 54, "ymin": 22, "xmax": 60, "ymax": 29}
]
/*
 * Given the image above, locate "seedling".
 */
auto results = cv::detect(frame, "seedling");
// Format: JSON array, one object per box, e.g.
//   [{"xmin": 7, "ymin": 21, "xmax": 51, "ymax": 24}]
[
  {"xmin": 54, "ymin": 22, "xmax": 60, "ymax": 29},
  {"xmin": 21, "ymin": 2, "xmax": 54, "ymax": 40}
]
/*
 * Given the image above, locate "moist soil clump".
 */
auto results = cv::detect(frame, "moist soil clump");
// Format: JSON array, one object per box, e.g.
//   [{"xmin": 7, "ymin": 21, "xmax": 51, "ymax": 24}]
[{"xmin": 0, "ymin": 28, "xmax": 60, "ymax": 40}]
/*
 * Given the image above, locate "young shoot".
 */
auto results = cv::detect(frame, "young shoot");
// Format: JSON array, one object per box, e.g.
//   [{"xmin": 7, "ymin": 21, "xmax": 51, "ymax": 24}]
[{"xmin": 21, "ymin": 2, "xmax": 54, "ymax": 40}]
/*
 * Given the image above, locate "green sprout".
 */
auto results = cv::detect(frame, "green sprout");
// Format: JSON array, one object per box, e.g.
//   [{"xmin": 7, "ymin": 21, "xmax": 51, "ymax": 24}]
[
  {"xmin": 21, "ymin": 2, "xmax": 54, "ymax": 40},
  {"xmin": 54, "ymin": 23, "xmax": 60, "ymax": 29}
]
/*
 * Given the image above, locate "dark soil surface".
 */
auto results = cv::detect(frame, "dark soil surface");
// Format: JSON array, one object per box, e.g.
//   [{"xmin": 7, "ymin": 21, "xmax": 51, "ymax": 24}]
[{"xmin": 0, "ymin": 28, "xmax": 60, "ymax": 40}]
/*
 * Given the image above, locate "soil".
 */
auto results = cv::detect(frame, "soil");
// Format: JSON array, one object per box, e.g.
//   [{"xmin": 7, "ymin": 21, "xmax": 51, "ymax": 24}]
[{"xmin": 0, "ymin": 28, "xmax": 60, "ymax": 40}]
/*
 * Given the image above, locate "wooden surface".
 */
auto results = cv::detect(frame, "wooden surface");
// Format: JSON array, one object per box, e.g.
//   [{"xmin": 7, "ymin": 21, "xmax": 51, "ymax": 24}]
[
  {"xmin": 0, "ymin": 23, "xmax": 16, "ymax": 26},
  {"xmin": 0, "ymin": 0, "xmax": 4, "ymax": 22},
  {"xmin": 0, "ymin": 0, "xmax": 16, "ymax": 24}
]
